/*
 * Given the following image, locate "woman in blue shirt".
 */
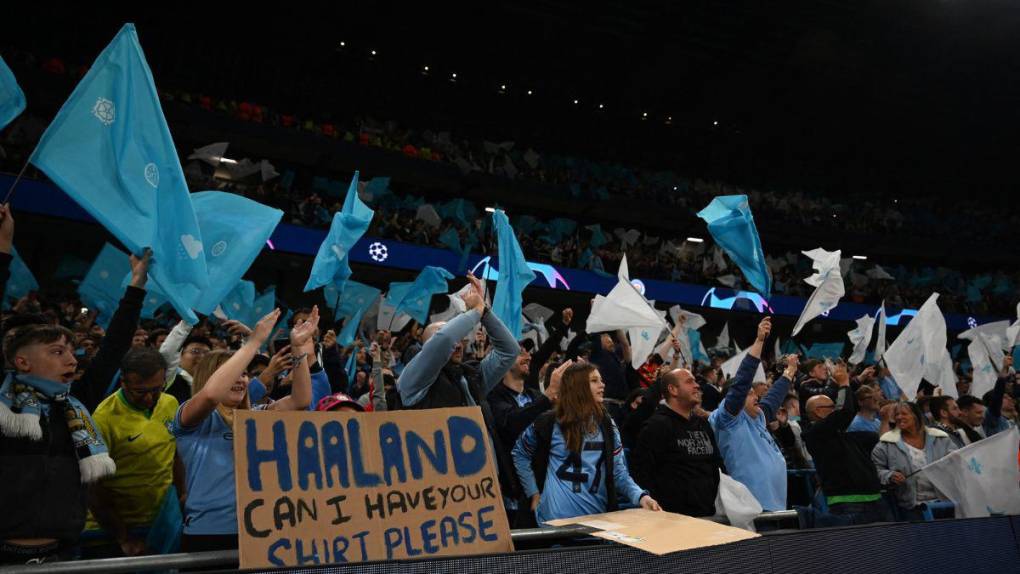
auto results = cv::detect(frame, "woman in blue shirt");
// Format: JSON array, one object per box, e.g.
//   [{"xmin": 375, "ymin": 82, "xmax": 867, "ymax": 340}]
[
  {"xmin": 171, "ymin": 307, "xmax": 319, "ymax": 552},
  {"xmin": 513, "ymin": 361, "xmax": 660, "ymax": 524}
]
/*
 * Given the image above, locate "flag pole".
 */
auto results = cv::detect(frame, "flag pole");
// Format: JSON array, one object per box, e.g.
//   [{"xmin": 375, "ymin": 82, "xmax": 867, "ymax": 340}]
[{"xmin": 3, "ymin": 155, "xmax": 31, "ymax": 204}]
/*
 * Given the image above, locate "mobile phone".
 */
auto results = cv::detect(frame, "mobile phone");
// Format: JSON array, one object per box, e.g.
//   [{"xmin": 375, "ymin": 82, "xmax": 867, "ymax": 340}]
[{"xmin": 271, "ymin": 337, "xmax": 291, "ymax": 354}]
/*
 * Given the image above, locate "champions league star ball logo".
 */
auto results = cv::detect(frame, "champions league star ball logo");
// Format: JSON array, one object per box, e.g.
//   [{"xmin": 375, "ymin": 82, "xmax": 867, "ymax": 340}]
[{"xmin": 368, "ymin": 242, "xmax": 388, "ymax": 262}]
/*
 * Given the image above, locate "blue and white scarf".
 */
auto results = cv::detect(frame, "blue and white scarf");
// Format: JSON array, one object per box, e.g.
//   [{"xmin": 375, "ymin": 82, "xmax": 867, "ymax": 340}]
[{"xmin": 0, "ymin": 373, "xmax": 115, "ymax": 483}]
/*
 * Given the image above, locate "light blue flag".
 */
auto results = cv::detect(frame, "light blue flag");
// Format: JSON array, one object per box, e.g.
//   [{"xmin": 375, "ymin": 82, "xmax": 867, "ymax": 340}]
[
  {"xmin": 30, "ymin": 24, "xmax": 208, "ymax": 323},
  {"xmin": 304, "ymin": 171, "xmax": 374, "ymax": 293},
  {"xmin": 362, "ymin": 177, "xmax": 391, "ymax": 201},
  {"xmin": 345, "ymin": 350, "xmax": 358, "ymax": 394},
  {"xmin": 689, "ymin": 329, "xmax": 710, "ymax": 363},
  {"xmin": 220, "ymin": 280, "xmax": 256, "ymax": 325},
  {"xmin": 78, "ymin": 244, "xmax": 132, "ymax": 326},
  {"xmin": 52, "ymin": 254, "xmax": 91, "ymax": 281},
  {"xmin": 805, "ymin": 342, "xmax": 845, "ymax": 360},
  {"xmin": 0, "ymin": 56, "xmax": 26, "ymax": 130},
  {"xmin": 4, "ymin": 247, "xmax": 38, "ymax": 309},
  {"xmin": 492, "ymin": 209, "xmax": 536, "ymax": 339},
  {"xmin": 586, "ymin": 224, "xmax": 608, "ymax": 248},
  {"xmin": 697, "ymin": 195, "xmax": 772, "ymax": 297},
  {"xmin": 139, "ymin": 290, "xmax": 170, "ymax": 320},
  {"xmin": 190, "ymin": 191, "xmax": 282, "ymax": 315},
  {"xmin": 250, "ymin": 287, "xmax": 276, "ymax": 325},
  {"xmin": 385, "ymin": 266, "xmax": 454, "ymax": 324},
  {"xmin": 439, "ymin": 228, "xmax": 462, "ymax": 253}
]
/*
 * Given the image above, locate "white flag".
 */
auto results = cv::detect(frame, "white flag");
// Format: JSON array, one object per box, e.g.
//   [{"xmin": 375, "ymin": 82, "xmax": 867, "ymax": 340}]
[
  {"xmin": 968, "ymin": 339, "xmax": 999, "ymax": 399},
  {"xmin": 874, "ymin": 303, "xmax": 888, "ymax": 361},
  {"xmin": 716, "ymin": 322, "xmax": 731, "ymax": 351},
  {"xmin": 920, "ymin": 427, "xmax": 1020, "ymax": 518},
  {"xmin": 187, "ymin": 141, "xmax": 230, "ymax": 166},
  {"xmin": 721, "ymin": 346, "xmax": 767, "ymax": 384},
  {"xmin": 415, "ymin": 204, "xmax": 442, "ymax": 228},
  {"xmin": 792, "ymin": 248, "xmax": 846, "ymax": 336},
  {"xmin": 847, "ymin": 314, "xmax": 877, "ymax": 365},
  {"xmin": 883, "ymin": 293, "xmax": 946, "ymax": 399},
  {"xmin": 668, "ymin": 306, "xmax": 706, "ymax": 365},
  {"xmin": 867, "ymin": 265, "xmax": 895, "ymax": 281},
  {"xmin": 959, "ymin": 320, "xmax": 1011, "ymax": 367},
  {"xmin": 1006, "ymin": 303, "xmax": 1020, "ymax": 348},
  {"xmin": 586, "ymin": 255, "xmax": 666, "ymax": 368},
  {"xmin": 924, "ymin": 348, "xmax": 958, "ymax": 398},
  {"xmin": 377, "ymin": 296, "xmax": 412, "ymax": 332},
  {"xmin": 774, "ymin": 338, "xmax": 782, "ymax": 363},
  {"xmin": 523, "ymin": 303, "xmax": 555, "ymax": 325}
]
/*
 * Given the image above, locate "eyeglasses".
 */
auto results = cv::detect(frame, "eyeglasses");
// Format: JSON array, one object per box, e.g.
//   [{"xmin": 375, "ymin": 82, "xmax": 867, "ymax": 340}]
[{"xmin": 186, "ymin": 347, "xmax": 210, "ymax": 356}]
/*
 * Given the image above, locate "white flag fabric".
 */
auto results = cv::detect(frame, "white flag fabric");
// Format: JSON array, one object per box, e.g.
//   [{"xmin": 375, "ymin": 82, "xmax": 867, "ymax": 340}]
[
  {"xmin": 847, "ymin": 314, "xmax": 877, "ymax": 365},
  {"xmin": 585, "ymin": 255, "xmax": 667, "ymax": 368},
  {"xmin": 187, "ymin": 142, "xmax": 230, "ymax": 166},
  {"xmin": 959, "ymin": 320, "xmax": 1010, "ymax": 354},
  {"xmin": 792, "ymin": 248, "xmax": 846, "ymax": 336},
  {"xmin": 866, "ymin": 265, "xmax": 895, "ymax": 281},
  {"xmin": 968, "ymin": 339, "xmax": 999, "ymax": 399},
  {"xmin": 716, "ymin": 322, "xmax": 731, "ymax": 351},
  {"xmin": 415, "ymin": 204, "xmax": 442, "ymax": 228},
  {"xmin": 429, "ymin": 294, "xmax": 466, "ymax": 324},
  {"xmin": 259, "ymin": 160, "xmax": 279, "ymax": 182},
  {"xmin": 666, "ymin": 306, "xmax": 707, "ymax": 365},
  {"xmin": 713, "ymin": 245, "xmax": 727, "ymax": 270},
  {"xmin": 924, "ymin": 348, "xmax": 958, "ymax": 398},
  {"xmin": 774, "ymin": 338, "xmax": 782, "ymax": 363},
  {"xmin": 523, "ymin": 303, "xmax": 555, "ymax": 325},
  {"xmin": 720, "ymin": 346, "xmax": 767, "ymax": 384},
  {"xmin": 718, "ymin": 274, "xmax": 738, "ymax": 288},
  {"xmin": 883, "ymin": 293, "xmax": 946, "ymax": 399},
  {"xmin": 1006, "ymin": 303, "xmax": 1020, "ymax": 348},
  {"xmin": 920, "ymin": 427, "xmax": 1020, "ymax": 518},
  {"xmin": 874, "ymin": 303, "xmax": 888, "ymax": 361},
  {"xmin": 377, "ymin": 296, "xmax": 412, "ymax": 332}
]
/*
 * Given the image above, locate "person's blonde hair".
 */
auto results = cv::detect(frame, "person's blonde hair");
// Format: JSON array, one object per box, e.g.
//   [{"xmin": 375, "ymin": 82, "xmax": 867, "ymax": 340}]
[{"xmin": 191, "ymin": 350, "xmax": 251, "ymax": 414}]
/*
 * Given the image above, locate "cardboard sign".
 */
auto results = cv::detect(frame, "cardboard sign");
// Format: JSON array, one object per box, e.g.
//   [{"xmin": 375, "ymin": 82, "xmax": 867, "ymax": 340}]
[
  {"xmin": 234, "ymin": 407, "xmax": 513, "ymax": 568},
  {"xmin": 547, "ymin": 509, "xmax": 759, "ymax": 555}
]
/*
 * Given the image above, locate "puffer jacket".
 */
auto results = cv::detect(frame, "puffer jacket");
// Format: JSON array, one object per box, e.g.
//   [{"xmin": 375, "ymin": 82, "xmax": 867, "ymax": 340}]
[{"xmin": 871, "ymin": 427, "xmax": 958, "ymax": 509}]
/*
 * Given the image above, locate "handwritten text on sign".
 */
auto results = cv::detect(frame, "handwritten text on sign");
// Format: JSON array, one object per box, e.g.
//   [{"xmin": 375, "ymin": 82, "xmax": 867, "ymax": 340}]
[{"xmin": 234, "ymin": 407, "xmax": 512, "ymax": 568}]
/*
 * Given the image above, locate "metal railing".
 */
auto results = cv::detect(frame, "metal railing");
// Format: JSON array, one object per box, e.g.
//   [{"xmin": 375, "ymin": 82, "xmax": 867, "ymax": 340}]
[{"xmin": 0, "ymin": 511, "xmax": 799, "ymax": 574}]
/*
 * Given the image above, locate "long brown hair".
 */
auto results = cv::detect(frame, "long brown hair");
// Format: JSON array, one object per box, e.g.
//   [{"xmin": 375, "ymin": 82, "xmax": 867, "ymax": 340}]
[
  {"xmin": 191, "ymin": 350, "xmax": 249, "ymax": 424},
  {"xmin": 554, "ymin": 363, "xmax": 605, "ymax": 453}
]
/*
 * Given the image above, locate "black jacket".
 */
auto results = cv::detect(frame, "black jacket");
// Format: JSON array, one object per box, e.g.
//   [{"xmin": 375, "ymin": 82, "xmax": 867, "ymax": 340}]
[
  {"xmin": 0, "ymin": 257, "xmax": 143, "ymax": 544},
  {"xmin": 487, "ymin": 382, "xmax": 552, "ymax": 497},
  {"xmin": 698, "ymin": 378, "xmax": 724, "ymax": 412},
  {"xmin": 801, "ymin": 386, "xmax": 882, "ymax": 499},
  {"xmin": 632, "ymin": 403, "xmax": 724, "ymax": 517}
]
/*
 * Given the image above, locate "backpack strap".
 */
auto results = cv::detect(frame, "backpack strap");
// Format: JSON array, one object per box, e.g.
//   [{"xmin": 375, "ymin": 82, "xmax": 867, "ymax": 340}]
[
  {"xmin": 601, "ymin": 414, "xmax": 619, "ymax": 511},
  {"xmin": 530, "ymin": 411, "xmax": 557, "ymax": 493}
]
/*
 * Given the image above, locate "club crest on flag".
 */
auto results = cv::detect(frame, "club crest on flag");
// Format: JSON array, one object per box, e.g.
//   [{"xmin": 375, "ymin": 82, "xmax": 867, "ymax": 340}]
[
  {"xmin": 210, "ymin": 241, "xmax": 227, "ymax": 257},
  {"xmin": 144, "ymin": 163, "xmax": 159, "ymax": 187},
  {"xmin": 92, "ymin": 97, "xmax": 115, "ymax": 125}
]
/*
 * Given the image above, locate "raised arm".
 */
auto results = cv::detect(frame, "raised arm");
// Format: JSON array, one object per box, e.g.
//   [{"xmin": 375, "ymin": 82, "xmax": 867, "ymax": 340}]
[
  {"xmin": 399, "ymin": 280, "xmax": 485, "ymax": 407},
  {"xmin": 478, "ymin": 309, "xmax": 521, "ymax": 395},
  {"xmin": 722, "ymin": 317, "xmax": 771, "ymax": 416},
  {"xmin": 178, "ymin": 309, "xmax": 281, "ymax": 427},
  {"xmin": 761, "ymin": 353, "xmax": 796, "ymax": 422},
  {"xmin": 160, "ymin": 320, "xmax": 194, "ymax": 386},
  {"xmin": 269, "ymin": 306, "xmax": 320, "ymax": 411}
]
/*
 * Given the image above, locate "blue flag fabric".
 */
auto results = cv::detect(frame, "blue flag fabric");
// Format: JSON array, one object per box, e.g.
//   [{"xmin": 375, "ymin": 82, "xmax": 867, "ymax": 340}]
[
  {"xmin": 385, "ymin": 266, "xmax": 454, "ymax": 324},
  {"xmin": 587, "ymin": 224, "xmax": 609, "ymax": 248},
  {"xmin": 345, "ymin": 349, "xmax": 358, "ymax": 393},
  {"xmin": 689, "ymin": 329, "xmax": 710, "ymax": 363},
  {"xmin": 304, "ymin": 171, "xmax": 374, "ymax": 293},
  {"xmin": 190, "ymin": 191, "xmax": 282, "ymax": 316},
  {"xmin": 697, "ymin": 195, "xmax": 772, "ymax": 297},
  {"xmin": 52, "ymin": 254, "xmax": 91, "ymax": 281},
  {"xmin": 31, "ymin": 24, "xmax": 208, "ymax": 323},
  {"xmin": 326, "ymin": 279, "xmax": 381, "ymax": 346},
  {"xmin": 0, "ymin": 56, "xmax": 26, "ymax": 130},
  {"xmin": 79, "ymin": 244, "xmax": 132, "ymax": 326},
  {"xmin": 250, "ymin": 287, "xmax": 276, "ymax": 326},
  {"xmin": 220, "ymin": 280, "xmax": 256, "ymax": 325},
  {"xmin": 439, "ymin": 228, "xmax": 462, "ymax": 253},
  {"xmin": 4, "ymin": 247, "xmax": 38, "ymax": 309},
  {"xmin": 492, "ymin": 209, "xmax": 536, "ymax": 339},
  {"xmin": 805, "ymin": 342, "xmax": 845, "ymax": 360}
]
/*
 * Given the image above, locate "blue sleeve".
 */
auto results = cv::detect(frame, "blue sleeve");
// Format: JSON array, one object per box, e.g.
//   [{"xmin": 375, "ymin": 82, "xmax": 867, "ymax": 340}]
[
  {"xmin": 478, "ymin": 310, "xmax": 521, "ymax": 395},
  {"xmin": 760, "ymin": 374, "xmax": 791, "ymax": 422},
  {"xmin": 512, "ymin": 423, "xmax": 540, "ymax": 498},
  {"xmin": 308, "ymin": 369, "xmax": 332, "ymax": 411},
  {"xmin": 399, "ymin": 310, "xmax": 482, "ymax": 407},
  {"xmin": 609, "ymin": 423, "xmax": 647, "ymax": 505},
  {"xmin": 248, "ymin": 377, "xmax": 266, "ymax": 404},
  {"xmin": 722, "ymin": 355, "xmax": 760, "ymax": 416}
]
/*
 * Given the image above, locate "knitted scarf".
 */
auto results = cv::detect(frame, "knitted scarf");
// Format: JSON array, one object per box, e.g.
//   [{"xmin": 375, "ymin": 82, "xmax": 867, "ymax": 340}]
[{"xmin": 0, "ymin": 373, "xmax": 116, "ymax": 483}]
